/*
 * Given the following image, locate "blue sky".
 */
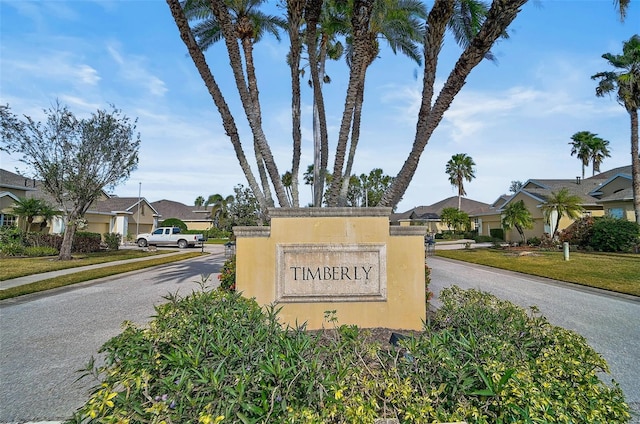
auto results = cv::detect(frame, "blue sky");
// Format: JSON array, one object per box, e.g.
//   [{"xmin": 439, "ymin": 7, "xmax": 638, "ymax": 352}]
[{"xmin": 1, "ymin": 1, "xmax": 638, "ymax": 212}]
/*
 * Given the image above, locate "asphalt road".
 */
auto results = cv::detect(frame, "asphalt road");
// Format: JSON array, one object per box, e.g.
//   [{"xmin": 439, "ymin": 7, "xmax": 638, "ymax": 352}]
[
  {"xmin": 427, "ymin": 256, "xmax": 640, "ymax": 423},
  {"xmin": 0, "ymin": 248, "xmax": 227, "ymax": 423},
  {"xmin": 1, "ymin": 250, "xmax": 638, "ymax": 422}
]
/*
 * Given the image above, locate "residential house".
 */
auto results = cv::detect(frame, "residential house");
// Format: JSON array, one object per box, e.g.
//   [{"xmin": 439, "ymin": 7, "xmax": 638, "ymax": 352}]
[
  {"xmin": 150, "ymin": 200, "xmax": 214, "ymax": 231},
  {"xmin": 0, "ymin": 169, "xmax": 159, "ymax": 242},
  {"xmin": 486, "ymin": 165, "xmax": 634, "ymax": 242},
  {"xmin": 392, "ymin": 165, "xmax": 635, "ymax": 243},
  {"xmin": 391, "ymin": 196, "xmax": 494, "ymax": 234}
]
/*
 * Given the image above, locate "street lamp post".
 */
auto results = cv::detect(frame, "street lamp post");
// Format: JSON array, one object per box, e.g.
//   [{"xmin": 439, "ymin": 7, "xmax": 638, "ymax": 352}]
[{"xmin": 136, "ymin": 182, "xmax": 141, "ymax": 237}]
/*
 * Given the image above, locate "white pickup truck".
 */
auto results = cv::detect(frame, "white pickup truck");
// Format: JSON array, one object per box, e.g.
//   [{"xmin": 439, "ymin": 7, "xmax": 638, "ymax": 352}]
[{"xmin": 136, "ymin": 227, "xmax": 204, "ymax": 249}]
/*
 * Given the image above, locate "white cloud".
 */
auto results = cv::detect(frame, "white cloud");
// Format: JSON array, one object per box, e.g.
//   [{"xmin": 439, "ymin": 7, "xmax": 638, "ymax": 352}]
[{"xmin": 106, "ymin": 42, "xmax": 168, "ymax": 97}]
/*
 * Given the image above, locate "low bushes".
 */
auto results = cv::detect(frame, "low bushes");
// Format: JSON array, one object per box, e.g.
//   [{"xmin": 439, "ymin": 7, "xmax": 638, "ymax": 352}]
[
  {"xmin": 0, "ymin": 227, "xmax": 102, "ymax": 256},
  {"xmin": 66, "ymin": 286, "xmax": 630, "ymax": 423},
  {"xmin": 560, "ymin": 216, "xmax": 640, "ymax": 253}
]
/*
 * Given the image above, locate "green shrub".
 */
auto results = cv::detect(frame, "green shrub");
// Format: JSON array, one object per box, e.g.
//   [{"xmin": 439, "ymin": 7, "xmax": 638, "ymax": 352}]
[
  {"xmin": 473, "ymin": 235, "xmax": 493, "ymax": 243},
  {"xmin": 24, "ymin": 246, "xmax": 58, "ymax": 257},
  {"xmin": 527, "ymin": 236, "xmax": 541, "ymax": 246},
  {"xmin": 589, "ymin": 216, "xmax": 640, "ymax": 252},
  {"xmin": 72, "ymin": 232, "xmax": 102, "ymax": 253},
  {"xmin": 206, "ymin": 227, "xmax": 232, "ymax": 239},
  {"xmin": 218, "ymin": 254, "xmax": 236, "ymax": 291},
  {"xmin": 159, "ymin": 218, "xmax": 187, "ymax": 231},
  {"xmin": 0, "ymin": 242, "xmax": 25, "ymax": 256},
  {"xmin": 489, "ymin": 228, "xmax": 504, "ymax": 240},
  {"xmin": 0, "ymin": 226, "xmax": 24, "ymax": 244},
  {"xmin": 66, "ymin": 286, "xmax": 630, "ymax": 424},
  {"xmin": 103, "ymin": 232, "xmax": 121, "ymax": 251}
]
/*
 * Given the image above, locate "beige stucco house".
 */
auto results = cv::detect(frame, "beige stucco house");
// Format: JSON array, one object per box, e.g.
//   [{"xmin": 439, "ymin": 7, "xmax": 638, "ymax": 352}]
[
  {"xmin": 392, "ymin": 165, "xmax": 635, "ymax": 243},
  {"xmin": 391, "ymin": 196, "xmax": 495, "ymax": 234},
  {"xmin": 1, "ymin": 169, "xmax": 159, "ymax": 242},
  {"xmin": 150, "ymin": 199, "xmax": 214, "ymax": 231}
]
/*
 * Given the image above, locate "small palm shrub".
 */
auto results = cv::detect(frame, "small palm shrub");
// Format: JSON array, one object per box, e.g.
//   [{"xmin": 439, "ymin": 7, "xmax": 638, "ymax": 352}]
[{"xmin": 66, "ymin": 286, "xmax": 630, "ymax": 424}]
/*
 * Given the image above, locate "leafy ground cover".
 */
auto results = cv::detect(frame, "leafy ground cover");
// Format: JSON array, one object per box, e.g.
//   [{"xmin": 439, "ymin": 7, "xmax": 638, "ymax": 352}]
[
  {"xmin": 435, "ymin": 248, "xmax": 640, "ymax": 296},
  {"xmin": 66, "ymin": 286, "xmax": 630, "ymax": 423},
  {"xmin": 0, "ymin": 249, "xmax": 168, "ymax": 281},
  {"xmin": 0, "ymin": 252, "xmax": 204, "ymax": 300}
]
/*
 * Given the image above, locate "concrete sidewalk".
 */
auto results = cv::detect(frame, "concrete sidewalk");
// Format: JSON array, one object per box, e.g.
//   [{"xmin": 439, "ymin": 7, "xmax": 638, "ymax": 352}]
[{"xmin": 0, "ymin": 248, "xmax": 212, "ymax": 291}]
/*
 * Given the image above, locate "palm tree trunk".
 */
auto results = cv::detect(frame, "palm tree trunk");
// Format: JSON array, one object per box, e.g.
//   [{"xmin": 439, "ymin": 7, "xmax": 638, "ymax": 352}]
[
  {"xmin": 326, "ymin": 0, "xmax": 374, "ymax": 206},
  {"xmin": 166, "ymin": 0, "xmax": 268, "ymax": 215},
  {"xmin": 630, "ymin": 108, "xmax": 640, "ymax": 224},
  {"xmin": 380, "ymin": 0, "xmax": 527, "ymax": 208},
  {"xmin": 339, "ymin": 79, "xmax": 366, "ymax": 205},
  {"xmin": 286, "ymin": 0, "xmax": 304, "ymax": 208},
  {"xmin": 210, "ymin": 0, "xmax": 290, "ymax": 207},
  {"xmin": 305, "ymin": 0, "xmax": 329, "ymax": 207}
]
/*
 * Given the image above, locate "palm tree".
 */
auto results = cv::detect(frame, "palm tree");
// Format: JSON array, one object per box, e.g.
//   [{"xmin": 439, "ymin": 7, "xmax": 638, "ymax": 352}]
[
  {"xmin": 380, "ymin": 0, "xmax": 527, "ymax": 208},
  {"xmin": 334, "ymin": 0, "xmax": 429, "ymax": 205},
  {"xmin": 589, "ymin": 136, "xmax": 611, "ymax": 176},
  {"xmin": 194, "ymin": 196, "xmax": 205, "ymax": 208},
  {"xmin": 501, "ymin": 200, "xmax": 534, "ymax": 244},
  {"xmin": 37, "ymin": 203, "xmax": 61, "ymax": 231},
  {"xmin": 205, "ymin": 193, "xmax": 235, "ymax": 230},
  {"xmin": 183, "ymin": 0, "xmax": 288, "ymax": 208},
  {"xmin": 569, "ymin": 131, "xmax": 595, "ymax": 179},
  {"xmin": 541, "ymin": 188, "xmax": 584, "ymax": 238},
  {"xmin": 11, "ymin": 197, "xmax": 55, "ymax": 232},
  {"xmin": 592, "ymin": 34, "xmax": 640, "ymax": 224},
  {"xmin": 445, "ymin": 153, "xmax": 476, "ymax": 210},
  {"xmin": 166, "ymin": 0, "xmax": 269, "ymax": 214},
  {"xmin": 281, "ymin": 171, "xmax": 293, "ymax": 205}
]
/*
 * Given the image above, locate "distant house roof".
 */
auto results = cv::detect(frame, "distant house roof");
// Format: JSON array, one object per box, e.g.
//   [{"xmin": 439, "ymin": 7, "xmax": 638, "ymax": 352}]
[
  {"xmin": 0, "ymin": 169, "xmax": 38, "ymax": 192},
  {"xmin": 95, "ymin": 197, "xmax": 159, "ymax": 215},
  {"xmin": 151, "ymin": 199, "xmax": 213, "ymax": 222},
  {"xmin": 0, "ymin": 168, "xmax": 156, "ymax": 215},
  {"xmin": 501, "ymin": 165, "xmax": 633, "ymax": 210},
  {"xmin": 392, "ymin": 196, "xmax": 492, "ymax": 223}
]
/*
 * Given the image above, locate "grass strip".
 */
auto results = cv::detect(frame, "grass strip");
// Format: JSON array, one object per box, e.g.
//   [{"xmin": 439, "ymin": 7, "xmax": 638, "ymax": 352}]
[
  {"xmin": 0, "ymin": 249, "xmax": 168, "ymax": 281},
  {"xmin": 435, "ymin": 248, "xmax": 640, "ymax": 296},
  {"xmin": 0, "ymin": 252, "xmax": 204, "ymax": 300}
]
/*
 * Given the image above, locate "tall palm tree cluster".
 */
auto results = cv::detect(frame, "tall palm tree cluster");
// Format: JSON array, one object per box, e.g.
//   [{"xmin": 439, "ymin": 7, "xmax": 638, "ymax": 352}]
[
  {"xmin": 592, "ymin": 33, "xmax": 640, "ymax": 224},
  {"xmin": 166, "ymin": 0, "xmax": 527, "ymax": 214},
  {"xmin": 569, "ymin": 131, "xmax": 611, "ymax": 179}
]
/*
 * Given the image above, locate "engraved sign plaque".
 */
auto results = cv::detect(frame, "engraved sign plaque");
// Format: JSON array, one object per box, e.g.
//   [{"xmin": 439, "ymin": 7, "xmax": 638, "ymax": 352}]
[{"xmin": 276, "ymin": 243, "xmax": 387, "ymax": 302}]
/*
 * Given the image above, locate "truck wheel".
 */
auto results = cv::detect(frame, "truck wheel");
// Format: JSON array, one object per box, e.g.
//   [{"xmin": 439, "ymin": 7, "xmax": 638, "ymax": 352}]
[
  {"xmin": 178, "ymin": 239, "xmax": 188, "ymax": 249},
  {"xmin": 137, "ymin": 238, "xmax": 148, "ymax": 248}
]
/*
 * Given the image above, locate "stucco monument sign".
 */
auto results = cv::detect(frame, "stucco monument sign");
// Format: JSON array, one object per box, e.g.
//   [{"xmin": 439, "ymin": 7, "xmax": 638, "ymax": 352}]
[
  {"xmin": 234, "ymin": 208, "xmax": 426, "ymax": 330},
  {"xmin": 277, "ymin": 243, "xmax": 386, "ymax": 302}
]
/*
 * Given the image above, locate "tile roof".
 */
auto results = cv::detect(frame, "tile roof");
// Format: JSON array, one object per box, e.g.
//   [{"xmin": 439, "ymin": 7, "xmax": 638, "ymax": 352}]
[
  {"xmin": 393, "ymin": 196, "xmax": 492, "ymax": 221},
  {"xmin": 151, "ymin": 199, "xmax": 213, "ymax": 221}
]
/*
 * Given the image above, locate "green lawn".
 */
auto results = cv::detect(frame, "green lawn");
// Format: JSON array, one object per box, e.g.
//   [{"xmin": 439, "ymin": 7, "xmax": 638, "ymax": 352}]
[
  {"xmin": 435, "ymin": 248, "xmax": 640, "ymax": 296},
  {"xmin": 0, "ymin": 251, "xmax": 205, "ymax": 300},
  {"xmin": 0, "ymin": 249, "xmax": 167, "ymax": 281}
]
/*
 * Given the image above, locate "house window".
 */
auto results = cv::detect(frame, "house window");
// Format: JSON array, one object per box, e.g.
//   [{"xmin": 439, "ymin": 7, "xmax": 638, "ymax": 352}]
[
  {"xmin": 0, "ymin": 214, "xmax": 17, "ymax": 227},
  {"xmin": 607, "ymin": 208, "xmax": 624, "ymax": 219}
]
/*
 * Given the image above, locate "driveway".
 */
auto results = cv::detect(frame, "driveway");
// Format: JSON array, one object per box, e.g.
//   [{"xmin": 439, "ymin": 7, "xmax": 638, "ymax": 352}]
[
  {"xmin": 427, "ymin": 256, "xmax": 640, "ymax": 422},
  {"xmin": 0, "ymin": 248, "xmax": 227, "ymax": 423}
]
